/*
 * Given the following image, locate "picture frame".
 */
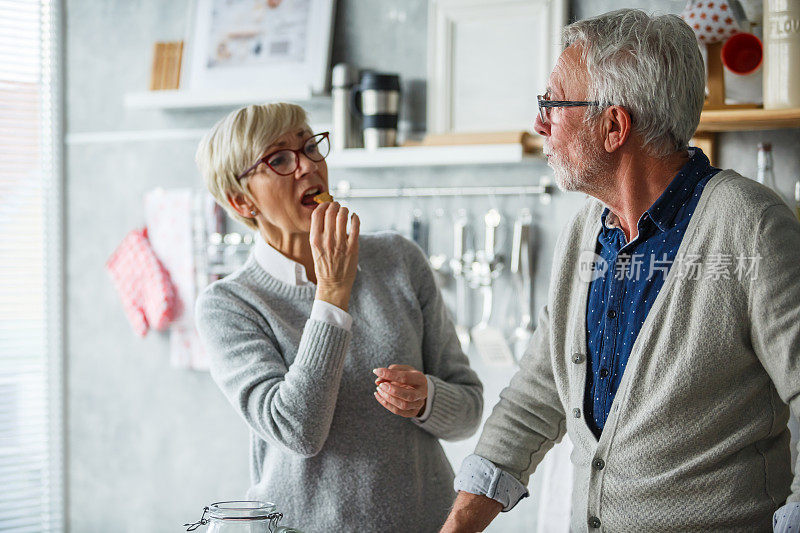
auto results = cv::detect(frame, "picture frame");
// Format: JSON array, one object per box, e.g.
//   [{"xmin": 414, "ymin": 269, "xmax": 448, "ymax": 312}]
[
  {"xmin": 427, "ymin": 0, "xmax": 567, "ymax": 134},
  {"xmin": 182, "ymin": 0, "xmax": 335, "ymax": 98}
]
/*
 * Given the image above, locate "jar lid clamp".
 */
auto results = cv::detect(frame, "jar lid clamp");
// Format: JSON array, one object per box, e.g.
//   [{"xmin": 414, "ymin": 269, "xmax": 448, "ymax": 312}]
[{"xmin": 183, "ymin": 506, "xmax": 209, "ymax": 531}]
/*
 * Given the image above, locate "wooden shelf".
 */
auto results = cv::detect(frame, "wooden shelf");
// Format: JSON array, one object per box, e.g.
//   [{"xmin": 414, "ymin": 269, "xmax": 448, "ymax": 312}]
[
  {"xmin": 326, "ymin": 131, "xmax": 543, "ymax": 169},
  {"xmin": 697, "ymin": 107, "xmax": 800, "ymax": 132},
  {"xmin": 124, "ymin": 88, "xmax": 330, "ymax": 110}
]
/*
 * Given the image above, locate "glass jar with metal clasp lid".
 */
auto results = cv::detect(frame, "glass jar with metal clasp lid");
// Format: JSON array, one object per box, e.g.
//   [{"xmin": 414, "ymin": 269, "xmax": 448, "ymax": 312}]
[{"xmin": 184, "ymin": 501, "xmax": 300, "ymax": 533}]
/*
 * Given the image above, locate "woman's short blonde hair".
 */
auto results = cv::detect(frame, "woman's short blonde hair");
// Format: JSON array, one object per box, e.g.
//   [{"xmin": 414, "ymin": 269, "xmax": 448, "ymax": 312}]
[{"xmin": 195, "ymin": 102, "xmax": 309, "ymax": 230}]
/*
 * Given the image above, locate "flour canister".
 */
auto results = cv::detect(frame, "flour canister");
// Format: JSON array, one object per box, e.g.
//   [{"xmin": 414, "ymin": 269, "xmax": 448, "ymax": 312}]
[{"xmin": 763, "ymin": 0, "xmax": 800, "ymax": 108}]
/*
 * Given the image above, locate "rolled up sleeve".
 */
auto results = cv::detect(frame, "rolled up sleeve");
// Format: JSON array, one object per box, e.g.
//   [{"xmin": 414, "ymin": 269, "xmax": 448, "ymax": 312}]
[{"xmin": 454, "ymin": 454, "xmax": 530, "ymax": 511}]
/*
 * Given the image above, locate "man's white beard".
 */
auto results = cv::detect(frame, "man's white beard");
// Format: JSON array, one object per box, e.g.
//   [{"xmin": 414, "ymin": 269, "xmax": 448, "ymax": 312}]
[{"xmin": 546, "ymin": 134, "xmax": 609, "ymax": 193}]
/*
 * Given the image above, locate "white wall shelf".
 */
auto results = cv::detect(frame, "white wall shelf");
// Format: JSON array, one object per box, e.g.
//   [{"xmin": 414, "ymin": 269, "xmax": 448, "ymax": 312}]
[
  {"xmin": 331, "ymin": 179, "xmax": 554, "ymax": 204},
  {"xmin": 326, "ymin": 143, "xmax": 540, "ymax": 169},
  {"xmin": 123, "ymin": 88, "xmax": 330, "ymax": 110}
]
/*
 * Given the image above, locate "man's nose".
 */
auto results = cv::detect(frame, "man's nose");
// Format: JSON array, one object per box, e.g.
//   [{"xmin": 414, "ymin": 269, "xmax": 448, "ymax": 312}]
[{"xmin": 533, "ymin": 113, "xmax": 550, "ymax": 137}]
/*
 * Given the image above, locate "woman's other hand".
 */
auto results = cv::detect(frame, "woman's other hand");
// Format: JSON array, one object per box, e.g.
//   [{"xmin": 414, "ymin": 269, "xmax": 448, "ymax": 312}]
[
  {"xmin": 373, "ymin": 364, "xmax": 429, "ymax": 418},
  {"xmin": 310, "ymin": 201, "xmax": 359, "ymax": 312}
]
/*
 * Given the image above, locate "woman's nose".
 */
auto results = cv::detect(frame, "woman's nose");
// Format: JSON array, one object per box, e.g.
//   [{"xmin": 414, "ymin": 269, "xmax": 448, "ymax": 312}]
[
  {"xmin": 295, "ymin": 152, "xmax": 319, "ymax": 177},
  {"xmin": 533, "ymin": 113, "xmax": 550, "ymax": 137}
]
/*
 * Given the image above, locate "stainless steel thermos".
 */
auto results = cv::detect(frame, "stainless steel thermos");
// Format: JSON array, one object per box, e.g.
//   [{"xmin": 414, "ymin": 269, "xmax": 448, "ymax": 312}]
[
  {"xmin": 350, "ymin": 71, "xmax": 401, "ymax": 150},
  {"xmin": 331, "ymin": 63, "xmax": 363, "ymax": 151}
]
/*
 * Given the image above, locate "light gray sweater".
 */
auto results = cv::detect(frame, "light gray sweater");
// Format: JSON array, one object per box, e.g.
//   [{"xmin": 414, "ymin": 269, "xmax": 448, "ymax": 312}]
[
  {"xmin": 474, "ymin": 170, "xmax": 800, "ymax": 532},
  {"xmin": 195, "ymin": 232, "xmax": 483, "ymax": 532}
]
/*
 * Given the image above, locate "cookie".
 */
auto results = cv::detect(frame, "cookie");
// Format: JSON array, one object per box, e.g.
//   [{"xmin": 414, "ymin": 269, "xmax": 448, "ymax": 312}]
[{"xmin": 313, "ymin": 191, "xmax": 334, "ymax": 204}]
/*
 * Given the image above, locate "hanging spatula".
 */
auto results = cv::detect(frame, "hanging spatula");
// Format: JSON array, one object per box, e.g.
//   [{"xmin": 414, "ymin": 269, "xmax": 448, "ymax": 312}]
[
  {"xmin": 471, "ymin": 209, "xmax": 514, "ymax": 366},
  {"xmin": 509, "ymin": 209, "xmax": 536, "ymax": 361},
  {"xmin": 450, "ymin": 210, "xmax": 471, "ymax": 353}
]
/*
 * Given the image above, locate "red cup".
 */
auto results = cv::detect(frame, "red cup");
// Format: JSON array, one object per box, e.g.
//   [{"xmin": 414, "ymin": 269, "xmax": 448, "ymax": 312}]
[{"xmin": 721, "ymin": 32, "xmax": 763, "ymax": 75}]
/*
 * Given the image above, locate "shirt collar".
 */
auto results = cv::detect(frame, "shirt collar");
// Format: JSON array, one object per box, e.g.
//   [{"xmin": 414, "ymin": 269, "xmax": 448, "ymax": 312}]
[
  {"xmin": 644, "ymin": 147, "xmax": 710, "ymax": 232},
  {"xmin": 600, "ymin": 147, "xmax": 712, "ymax": 234},
  {"xmin": 253, "ymin": 233, "xmax": 312, "ymax": 286}
]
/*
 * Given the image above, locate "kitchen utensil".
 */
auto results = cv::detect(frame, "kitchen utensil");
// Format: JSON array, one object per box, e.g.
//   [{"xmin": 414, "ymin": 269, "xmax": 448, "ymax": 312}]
[
  {"xmin": 509, "ymin": 209, "xmax": 536, "ymax": 362},
  {"xmin": 450, "ymin": 210, "xmax": 472, "ymax": 353},
  {"xmin": 722, "ymin": 32, "xmax": 763, "ymax": 74},
  {"xmin": 682, "ymin": 0, "xmax": 746, "ymax": 43},
  {"xmin": 471, "ymin": 209, "xmax": 514, "ymax": 366},
  {"xmin": 411, "ymin": 208, "xmax": 428, "ymax": 255},
  {"xmin": 351, "ymin": 71, "xmax": 400, "ymax": 150},
  {"xmin": 428, "ymin": 207, "xmax": 449, "ymax": 274},
  {"xmin": 682, "ymin": 0, "xmax": 748, "ymax": 107}
]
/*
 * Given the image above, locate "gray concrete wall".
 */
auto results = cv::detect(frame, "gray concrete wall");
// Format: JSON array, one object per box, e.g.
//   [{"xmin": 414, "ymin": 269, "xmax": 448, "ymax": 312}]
[{"xmin": 65, "ymin": 0, "xmax": 800, "ymax": 531}]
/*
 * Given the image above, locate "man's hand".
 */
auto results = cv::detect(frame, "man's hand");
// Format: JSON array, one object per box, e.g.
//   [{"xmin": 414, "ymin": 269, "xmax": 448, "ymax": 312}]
[
  {"xmin": 372, "ymin": 364, "xmax": 428, "ymax": 417},
  {"xmin": 440, "ymin": 491, "xmax": 503, "ymax": 532}
]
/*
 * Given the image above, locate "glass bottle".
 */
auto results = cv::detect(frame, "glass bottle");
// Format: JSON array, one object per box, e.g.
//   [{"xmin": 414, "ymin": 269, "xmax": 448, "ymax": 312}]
[
  {"xmin": 184, "ymin": 501, "xmax": 282, "ymax": 532},
  {"xmin": 755, "ymin": 142, "xmax": 791, "ymax": 205},
  {"xmin": 795, "ymin": 180, "xmax": 800, "ymax": 221},
  {"xmin": 756, "ymin": 142, "xmax": 777, "ymax": 188}
]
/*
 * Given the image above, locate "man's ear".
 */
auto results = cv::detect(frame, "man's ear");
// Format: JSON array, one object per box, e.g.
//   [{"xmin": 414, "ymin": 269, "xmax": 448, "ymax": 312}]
[
  {"xmin": 602, "ymin": 105, "xmax": 632, "ymax": 153},
  {"xmin": 226, "ymin": 191, "xmax": 255, "ymax": 219}
]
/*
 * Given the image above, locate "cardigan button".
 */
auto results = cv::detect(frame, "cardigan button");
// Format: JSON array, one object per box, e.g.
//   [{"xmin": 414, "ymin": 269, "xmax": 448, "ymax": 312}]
[
  {"xmin": 572, "ymin": 353, "xmax": 585, "ymax": 364},
  {"xmin": 573, "ymin": 408, "xmax": 581, "ymax": 418},
  {"xmin": 589, "ymin": 516, "xmax": 602, "ymax": 529},
  {"xmin": 593, "ymin": 458, "xmax": 605, "ymax": 471}
]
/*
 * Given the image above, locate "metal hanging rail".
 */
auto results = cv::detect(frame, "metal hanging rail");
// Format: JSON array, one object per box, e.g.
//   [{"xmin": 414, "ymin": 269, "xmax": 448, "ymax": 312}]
[{"xmin": 332, "ymin": 178, "xmax": 554, "ymax": 203}]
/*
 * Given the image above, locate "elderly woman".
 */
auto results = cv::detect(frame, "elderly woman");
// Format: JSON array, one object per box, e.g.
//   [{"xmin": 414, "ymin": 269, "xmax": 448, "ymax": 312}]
[{"xmin": 194, "ymin": 103, "xmax": 483, "ymax": 532}]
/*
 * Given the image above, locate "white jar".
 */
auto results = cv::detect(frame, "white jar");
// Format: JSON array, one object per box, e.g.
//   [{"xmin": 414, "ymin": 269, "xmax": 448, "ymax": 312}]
[{"xmin": 763, "ymin": 0, "xmax": 800, "ymax": 108}]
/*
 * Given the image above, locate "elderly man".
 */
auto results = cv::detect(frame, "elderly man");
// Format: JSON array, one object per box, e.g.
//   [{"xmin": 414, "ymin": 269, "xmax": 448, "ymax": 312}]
[{"xmin": 441, "ymin": 9, "xmax": 800, "ymax": 533}]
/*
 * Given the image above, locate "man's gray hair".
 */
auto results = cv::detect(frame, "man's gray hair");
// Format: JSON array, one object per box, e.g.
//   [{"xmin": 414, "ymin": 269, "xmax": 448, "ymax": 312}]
[{"xmin": 562, "ymin": 9, "xmax": 705, "ymax": 158}]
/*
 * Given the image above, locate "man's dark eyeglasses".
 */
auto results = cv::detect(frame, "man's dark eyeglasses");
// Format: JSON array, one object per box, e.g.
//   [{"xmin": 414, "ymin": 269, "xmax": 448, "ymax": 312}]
[
  {"xmin": 237, "ymin": 131, "xmax": 330, "ymax": 180},
  {"xmin": 537, "ymin": 94, "xmax": 601, "ymax": 123}
]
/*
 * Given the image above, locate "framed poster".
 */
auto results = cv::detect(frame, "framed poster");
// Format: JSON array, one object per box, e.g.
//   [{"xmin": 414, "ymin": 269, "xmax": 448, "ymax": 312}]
[
  {"xmin": 427, "ymin": 0, "xmax": 567, "ymax": 134},
  {"xmin": 183, "ymin": 0, "xmax": 335, "ymax": 97}
]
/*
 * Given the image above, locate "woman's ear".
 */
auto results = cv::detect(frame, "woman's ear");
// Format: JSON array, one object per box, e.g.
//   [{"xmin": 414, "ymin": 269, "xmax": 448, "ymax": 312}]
[
  {"xmin": 226, "ymin": 191, "xmax": 255, "ymax": 219},
  {"xmin": 602, "ymin": 105, "xmax": 632, "ymax": 153}
]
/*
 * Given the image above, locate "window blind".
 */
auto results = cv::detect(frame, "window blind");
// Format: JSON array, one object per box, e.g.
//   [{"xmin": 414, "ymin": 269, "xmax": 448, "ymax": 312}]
[{"xmin": 0, "ymin": 0, "xmax": 64, "ymax": 531}]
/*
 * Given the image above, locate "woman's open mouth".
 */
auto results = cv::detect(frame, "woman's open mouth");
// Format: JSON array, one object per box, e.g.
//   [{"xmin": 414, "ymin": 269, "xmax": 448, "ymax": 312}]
[{"xmin": 300, "ymin": 187, "xmax": 324, "ymax": 208}]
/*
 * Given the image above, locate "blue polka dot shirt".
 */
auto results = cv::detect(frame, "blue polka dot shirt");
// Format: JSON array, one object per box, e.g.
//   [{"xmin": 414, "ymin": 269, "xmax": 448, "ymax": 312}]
[{"xmin": 584, "ymin": 148, "xmax": 720, "ymax": 438}]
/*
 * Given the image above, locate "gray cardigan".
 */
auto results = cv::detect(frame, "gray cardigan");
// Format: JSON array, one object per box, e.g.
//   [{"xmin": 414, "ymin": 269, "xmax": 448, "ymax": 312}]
[
  {"xmin": 473, "ymin": 170, "xmax": 800, "ymax": 532},
  {"xmin": 195, "ymin": 232, "xmax": 483, "ymax": 532}
]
